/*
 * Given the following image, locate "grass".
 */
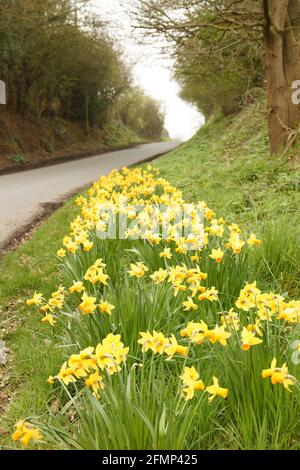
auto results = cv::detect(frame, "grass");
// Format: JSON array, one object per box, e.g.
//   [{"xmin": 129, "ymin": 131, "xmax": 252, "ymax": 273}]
[
  {"xmin": 154, "ymin": 102, "xmax": 300, "ymax": 297},
  {"xmin": 0, "ymin": 100, "xmax": 299, "ymax": 449},
  {"xmin": 0, "ymin": 197, "xmax": 80, "ymax": 443}
]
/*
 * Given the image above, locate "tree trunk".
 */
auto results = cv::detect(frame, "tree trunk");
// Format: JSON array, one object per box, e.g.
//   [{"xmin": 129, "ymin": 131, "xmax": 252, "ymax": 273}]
[
  {"xmin": 264, "ymin": 0, "xmax": 300, "ymax": 154},
  {"xmin": 285, "ymin": 0, "xmax": 300, "ymax": 129},
  {"xmin": 264, "ymin": 0, "xmax": 289, "ymax": 154}
]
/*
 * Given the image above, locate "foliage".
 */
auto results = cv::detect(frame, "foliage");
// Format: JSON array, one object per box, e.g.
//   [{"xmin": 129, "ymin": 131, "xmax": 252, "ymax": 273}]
[
  {"xmin": 118, "ymin": 88, "xmax": 165, "ymax": 141},
  {"xmin": 0, "ymin": 0, "xmax": 165, "ymax": 140},
  {"xmin": 132, "ymin": 0, "xmax": 264, "ymax": 117}
]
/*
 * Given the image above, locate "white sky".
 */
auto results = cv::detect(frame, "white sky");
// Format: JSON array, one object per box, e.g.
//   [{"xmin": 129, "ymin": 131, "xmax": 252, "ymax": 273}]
[{"xmin": 91, "ymin": 0, "xmax": 204, "ymax": 141}]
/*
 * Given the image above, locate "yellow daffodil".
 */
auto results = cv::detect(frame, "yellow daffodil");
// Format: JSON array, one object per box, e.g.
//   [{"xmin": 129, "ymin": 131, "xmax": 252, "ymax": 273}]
[
  {"xmin": 69, "ymin": 281, "xmax": 85, "ymax": 294},
  {"xmin": 206, "ymin": 377, "xmax": 228, "ymax": 402},
  {"xmin": 85, "ymin": 370, "xmax": 105, "ymax": 396},
  {"xmin": 138, "ymin": 331, "xmax": 155, "ymax": 352},
  {"xmin": 83, "ymin": 241, "xmax": 93, "ymax": 252},
  {"xmin": 198, "ymin": 287, "xmax": 218, "ymax": 302},
  {"xmin": 221, "ymin": 309, "xmax": 240, "ymax": 331},
  {"xmin": 84, "ymin": 259, "xmax": 108, "ymax": 285},
  {"xmin": 247, "ymin": 233, "xmax": 262, "ymax": 247},
  {"xmin": 127, "ymin": 262, "xmax": 149, "ymax": 278},
  {"xmin": 150, "ymin": 331, "xmax": 169, "ymax": 354},
  {"xmin": 247, "ymin": 319, "xmax": 263, "ymax": 337},
  {"xmin": 56, "ymin": 248, "xmax": 66, "ymax": 258},
  {"xmin": 182, "ymin": 296, "xmax": 198, "ymax": 311},
  {"xmin": 241, "ymin": 327, "xmax": 263, "ymax": 350},
  {"xmin": 207, "ymin": 325, "xmax": 231, "ymax": 346},
  {"xmin": 26, "ymin": 292, "xmax": 43, "ymax": 306},
  {"xmin": 180, "ymin": 321, "xmax": 209, "ymax": 344},
  {"xmin": 98, "ymin": 301, "xmax": 115, "ymax": 315},
  {"xmin": 79, "ymin": 292, "xmax": 97, "ymax": 314},
  {"xmin": 262, "ymin": 358, "xmax": 295, "ymax": 391},
  {"xmin": 209, "ymin": 248, "xmax": 224, "ymax": 264},
  {"xmin": 235, "ymin": 294, "xmax": 255, "ymax": 311},
  {"xmin": 41, "ymin": 314, "xmax": 57, "ymax": 327},
  {"xmin": 12, "ymin": 421, "xmax": 42, "ymax": 447},
  {"xmin": 190, "ymin": 253, "xmax": 200, "ymax": 262},
  {"xmin": 159, "ymin": 247, "xmax": 172, "ymax": 259},
  {"xmin": 180, "ymin": 366, "xmax": 205, "ymax": 400},
  {"xmin": 57, "ymin": 361, "xmax": 76, "ymax": 385},
  {"xmin": 150, "ymin": 268, "xmax": 168, "ymax": 284},
  {"xmin": 164, "ymin": 334, "xmax": 189, "ymax": 358}
]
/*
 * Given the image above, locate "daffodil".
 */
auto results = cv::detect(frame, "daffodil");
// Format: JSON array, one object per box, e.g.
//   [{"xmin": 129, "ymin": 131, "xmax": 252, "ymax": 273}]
[
  {"xmin": 221, "ymin": 309, "xmax": 240, "ymax": 331},
  {"xmin": 96, "ymin": 334, "xmax": 129, "ymax": 374},
  {"xmin": 56, "ymin": 248, "xmax": 66, "ymax": 258},
  {"xmin": 127, "ymin": 262, "xmax": 149, "ymax": 278},
  {"xmin": 247, "ymin": 233, "xmax": 262, "ymax": 247},
  {"xmin": 85, "ymin": 370, "xmax": 105, "ymax": 396},
  {"xmin": 69, "ymin": 281, "xmax": 85, "ymax": 293},
  {"xmin": 159, "ymin": 247, "xmax": 172, "ymax": 259},
  {"xmin": 26, "ymin": 292, "xmax": 43, "ymax": 306},
  {"xmin": 262, "ymin": 358, "xmax": 295, "ymax": 391},
  {"xmin": 79, "ymin": 292, "xmax": 97, "ymax": 314},
  {"xmin": 98, "ymin": 301, "xmax": 115, "ymax": 315},
  {"xmin": 226, "ymin": 232, "xmax": 245, "ymax": 254},
  {"xmin": 206, "ymin": 377, "xmax": 228, "ymax": 402},
  {"xmin": 241, "ymin": 327, "xmax": 263, "ymax": 350},
  {"xmin": 180, "ymin": 321, "xmax": 208, "ymax": 344},
  {"xmin": 84, "ymin": 259, "xmax": 108, "ymax": 285},
  {"xmin": 207, "ymin": 325, "xmax": 231, "ymax": 346},
  {"xmin": 57, "ymin": 361, "xmax": 76, "ymax": 385},
  {"xmin": 150, "ymin": 268, "xmax": 168, "ymax": 284},
  {"xmin": 164, "ymin": 335, "xmax": 189, "ymax": 358},
  {"xmin": 182, "ymin": 296, "xmax": 198, "ymax": 311},
  {"xmin": 150, "ymin": 331, "xmax": 169, "ymax": 354},
  {"xmin": 48, "ymin": 296, "xmax": 64, "ymax": 309},
  {"xmin": 198, "ymin": 287, "xmax": 218, "ymax": 302},
  {"xmin": 235, "ymin": 293, "xmax": 255, "ymax": 311},
  {"xmin": 138, "ymin": 331, "xmax": 154, "ymax": 352},
  {"xmin": 83, "ymin": 241, "xmax": 93, "ymax": 252},
  {"xmin": 41, "ymin": 314, "xmax": 57, "ymax": 326},
  {"xmin": 247, "ymin": 319, "xmax": 263, "ymax": 337},
  {"xmin": 180, "ymin": 366, "xmax": 205, "ymax": 400},
  {"xmin": 209, "ymin": 248, "xmax": 224, "ymax": 264},
  {"xmin": 12, "ymin": 421, "xmax": 42, "ymax": 447}
]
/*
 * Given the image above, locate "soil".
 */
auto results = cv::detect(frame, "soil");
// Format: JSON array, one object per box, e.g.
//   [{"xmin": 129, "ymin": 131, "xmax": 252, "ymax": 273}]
[{"xmin": 0, "ymin": 110, "xmax": 142, "ymax": 174}]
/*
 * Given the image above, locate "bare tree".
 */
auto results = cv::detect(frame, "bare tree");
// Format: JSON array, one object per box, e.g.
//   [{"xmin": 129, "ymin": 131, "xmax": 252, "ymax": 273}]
[{"xmin": 132, "ymin": 0, "xmax": 300, "ymax": 154}]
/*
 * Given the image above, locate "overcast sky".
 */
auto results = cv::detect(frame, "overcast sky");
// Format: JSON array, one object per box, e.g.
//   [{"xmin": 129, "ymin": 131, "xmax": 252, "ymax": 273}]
[{"xmin": 91, "ymin": 0, "xmax": 204, "ymax": 141}]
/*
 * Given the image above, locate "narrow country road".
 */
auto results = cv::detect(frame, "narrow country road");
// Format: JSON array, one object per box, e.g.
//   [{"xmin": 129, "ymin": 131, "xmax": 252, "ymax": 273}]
[{"xmin": 0, "ymin": 141, "xmax": 179, "ymax": 249}]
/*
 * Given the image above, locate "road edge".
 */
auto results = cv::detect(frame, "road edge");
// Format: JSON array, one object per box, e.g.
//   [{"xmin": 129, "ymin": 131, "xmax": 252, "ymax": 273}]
[{"xmin": 0, "ymin": 143, "xmax": 181, "ymax": 255}]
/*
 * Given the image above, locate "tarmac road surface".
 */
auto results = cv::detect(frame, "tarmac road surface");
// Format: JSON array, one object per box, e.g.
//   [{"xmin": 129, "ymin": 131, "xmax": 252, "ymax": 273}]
[{"xmin": 0, "ymin": 141, "xmax": 179, "ymax": 249}]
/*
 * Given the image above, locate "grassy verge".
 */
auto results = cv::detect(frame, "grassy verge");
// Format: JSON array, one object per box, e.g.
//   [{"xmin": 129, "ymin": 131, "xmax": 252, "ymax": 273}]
[
  {"xmin": 0, "ymin": 100, "xmax": 299, "ymax": 448},
  {"xmin": 0, "ymin": 197, "xmax": 81, "ymax": 445},
  {"xmin": 154, "ymin": 102, "xmax": 300, "ymax": 297}
]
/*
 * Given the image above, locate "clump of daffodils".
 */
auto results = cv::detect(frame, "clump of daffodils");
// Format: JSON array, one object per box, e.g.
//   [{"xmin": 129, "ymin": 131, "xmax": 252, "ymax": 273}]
[
  {"xmin": 138, "ymin": 331, "xmax": 188, "ymax": 359},
  {"xmin": 180, "ymin": 321, "xmax": 231, "ymax": 347},
  {"xmin": 262, "ymin": 358, "xmax": 296, "ymax": 391},
  {"xmin": 180, "ymin": 366, "xmax": 228, "ymax": 402},
  {"xmin": 22, "ymin": 166, "xmax": 300, "ymax": 448},
  {"xmin": 49, "ymin": 333, "xmax": 129, "ymax": 397},
  {"xmin": 12, "ymin": 420, "xmax": 42, "ymax": 447},
  {"xmin": 54, "ymin": 166, "xmax": 262, "ymax": 262}
]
